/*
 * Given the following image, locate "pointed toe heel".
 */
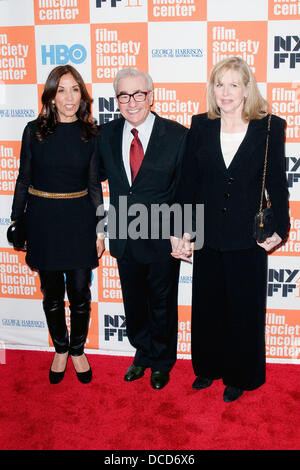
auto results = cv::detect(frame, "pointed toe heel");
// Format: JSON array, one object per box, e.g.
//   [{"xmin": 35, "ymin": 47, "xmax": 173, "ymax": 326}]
[
  {"xmin": 75, "ymin": 367, "xmax": 92, "ymax": 384},
  {"xmin": 49, "ymin": 352, "xmax": 69, "ymax": 384},
  {"xmin": 71, "ymin": 354, "xmax": 92, "ymax": 384}
]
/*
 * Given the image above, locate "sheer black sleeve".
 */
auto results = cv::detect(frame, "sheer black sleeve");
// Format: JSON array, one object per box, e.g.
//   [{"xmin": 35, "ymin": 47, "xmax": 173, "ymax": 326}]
[
  {"xmin": 88, "ymin": 137, "xmax": 104, "ymax": 224},
  {"xmin": 11, "ymin": 124, "xmax": 33, "ymax": 221}
]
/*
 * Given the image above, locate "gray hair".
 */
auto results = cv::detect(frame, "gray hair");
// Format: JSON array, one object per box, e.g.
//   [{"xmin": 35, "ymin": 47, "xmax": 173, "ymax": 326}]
[{"xmin": 113, "ymin": 68, "xmax": 153, "ymax": 94}]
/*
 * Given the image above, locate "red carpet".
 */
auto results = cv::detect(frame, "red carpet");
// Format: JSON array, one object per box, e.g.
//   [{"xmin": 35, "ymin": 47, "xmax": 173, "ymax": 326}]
[{"xmin": 0, "ymin": 350, "xmax": 299, "ymax": 450}]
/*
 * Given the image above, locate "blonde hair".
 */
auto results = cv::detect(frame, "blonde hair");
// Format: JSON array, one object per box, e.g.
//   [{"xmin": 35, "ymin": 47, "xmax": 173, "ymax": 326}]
[{"xmin": 207, "ymin": 57, "xmax": 268, "ymax": 121}]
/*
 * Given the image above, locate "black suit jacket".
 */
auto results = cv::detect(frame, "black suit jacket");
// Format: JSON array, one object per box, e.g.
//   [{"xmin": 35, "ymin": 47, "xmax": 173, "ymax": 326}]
[
  {"xmin": 98, "ymin": 112, "xmax": 188, "ymax": 262},
  {"xmin": 175, "ymin": 113, "xmax": 290, "ymax": 251}
]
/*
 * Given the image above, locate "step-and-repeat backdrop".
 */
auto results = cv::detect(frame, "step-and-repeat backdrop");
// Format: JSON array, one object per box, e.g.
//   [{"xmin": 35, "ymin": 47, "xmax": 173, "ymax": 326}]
[{"xmin": 0, "ymin": 0, "xmax": 299, "ymax": 364}]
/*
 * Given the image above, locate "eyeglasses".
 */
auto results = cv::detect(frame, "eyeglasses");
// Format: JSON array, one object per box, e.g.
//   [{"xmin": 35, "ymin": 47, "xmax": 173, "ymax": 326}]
[{"xmin": 116, "ymin": 91, "xmax": 150, "ymax": 104}]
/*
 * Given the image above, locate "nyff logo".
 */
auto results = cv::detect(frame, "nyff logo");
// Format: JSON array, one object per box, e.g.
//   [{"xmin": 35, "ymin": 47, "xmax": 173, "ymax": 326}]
[
  {"xmin": 98, "ymin": 96, "xmax": 121, "ymax": 124},
  {"xmin": 274, "ymin": 36, "xmax": 300, "ymax": 68},
  {"xmin": 285, "ymin": 156, "xmax": 300, "ymax": 188},
  {"xmin": 268, "ymin": 269, "xmax": 300, "ymax": 297},
  {"xmin": 104, "ymin": 314, "xmax": 127, "ymax": 341},
  {"xmin": 41, "ymin": 44, "xmax": 87, "ymax": 65},
  {"xmin": 96, "ymin": 0, "xmax": 122, "ymax": 7}
]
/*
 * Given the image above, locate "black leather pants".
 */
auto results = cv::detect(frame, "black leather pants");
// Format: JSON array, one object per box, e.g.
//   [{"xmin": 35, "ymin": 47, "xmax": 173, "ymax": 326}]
[{"xmin": 39, "ymin": 268, "xmax": 92, "ymax": 356}]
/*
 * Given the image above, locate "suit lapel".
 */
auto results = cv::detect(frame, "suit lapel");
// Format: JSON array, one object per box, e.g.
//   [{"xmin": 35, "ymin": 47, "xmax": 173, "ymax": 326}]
[
  {"xmin": 228, "ymin": 116, "xmax": 268, "ymax": 172},
  {"xmin": 207, "ymin": 118, "xmax": 227, "ymax": 173},
  {"xmin": 110, "ymin": 117, "xmax": 131, "ymax": 188},
  {"xmin": 207, "ymin": 115, "xmax": 269, "ymax": 174}
]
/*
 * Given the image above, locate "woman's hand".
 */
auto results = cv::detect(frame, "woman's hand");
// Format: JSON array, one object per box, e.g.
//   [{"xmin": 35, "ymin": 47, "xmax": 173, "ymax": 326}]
[
  {"xmin": 170, "ymin": 233, "xmax": 193, "ymax": 263},
  {"xmin": 96, "ymin": 234, "xmax": 105, "ymax": 259},
  {"xmin": 257, "ymin": 232, "xmax": 282, "ymax": 252}
]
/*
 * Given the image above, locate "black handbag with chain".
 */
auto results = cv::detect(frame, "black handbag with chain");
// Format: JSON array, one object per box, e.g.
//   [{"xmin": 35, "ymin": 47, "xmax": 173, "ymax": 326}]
[{"xmin": 253, "ymin": 114, "xmax": 275, "ymax": 243}]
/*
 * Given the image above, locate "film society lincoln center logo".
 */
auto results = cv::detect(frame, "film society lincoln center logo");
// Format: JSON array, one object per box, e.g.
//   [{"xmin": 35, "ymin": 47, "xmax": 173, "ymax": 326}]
[
  {"xmin": 91, "ymin": 23, "xmax": 148, "ymax": 82},
  {"xmin": 266, "ymin": 309, "xmax": 300, "ymax": 362},
  {"xmin": 271, "ymin": 202, "xmax": 300, "ymax": 257},
  {"xmin": 0, "ymin": 142, "xmax": 21, "ymax": 195},
  {"xmin": 0, "ymin": 249, "xmax": 42, "ymax": 299},
  {"xmin": 148, "ymin": 0, "xmax": 206, "ymax": 21},
  {"xmin": 33, "ymin": 0, "xmax": 89, "ymax": 24},
  {"xmin": 152, "ymin": 83, "xmax": 207, "ymax": 127},
  {"xmin": 207, "ymin": 22, "xmax": 267, "ymax": 82},
  {"xmin": 98, "ymin": 251, "xmax": 122, "ymax": 302},
  {"xmin": 0, "ymin": 27, "xmax": 36, "ymax": 84}
]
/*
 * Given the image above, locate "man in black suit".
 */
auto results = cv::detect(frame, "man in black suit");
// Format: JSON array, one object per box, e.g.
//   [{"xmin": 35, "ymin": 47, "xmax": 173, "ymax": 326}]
[{"xmin": 97, "ymin": 68, "xmax": 187, "ymax": 390}]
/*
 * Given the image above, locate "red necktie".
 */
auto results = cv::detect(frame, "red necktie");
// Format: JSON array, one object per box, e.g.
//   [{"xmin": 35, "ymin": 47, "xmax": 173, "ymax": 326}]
[{"xmin": 130, "ymin": 128, "xmax": 144, "ymax": 182}]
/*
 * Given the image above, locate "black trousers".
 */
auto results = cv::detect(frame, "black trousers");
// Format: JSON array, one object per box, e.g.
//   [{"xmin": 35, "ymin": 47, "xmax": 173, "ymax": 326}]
[
  {"xmin": 39, "ymin": 268, "xmax": 92, "ymax": 356},
  {"xmin": 117, "ymin": 243, "xmax": 180, "ymax": 372},
  {"xmin": 191, "ymin": 245, "xmax": 268, "ymax": 391}
]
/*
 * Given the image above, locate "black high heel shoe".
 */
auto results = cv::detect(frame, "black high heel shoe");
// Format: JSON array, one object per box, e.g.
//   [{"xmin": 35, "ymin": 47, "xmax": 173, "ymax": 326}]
[
  {"xmin": 71, "ymin": 354, "xmax": 92, "ymax": 384},
  {"xmin": 49, "ymin": 352, "xmax": 69, "ymax": 384}
]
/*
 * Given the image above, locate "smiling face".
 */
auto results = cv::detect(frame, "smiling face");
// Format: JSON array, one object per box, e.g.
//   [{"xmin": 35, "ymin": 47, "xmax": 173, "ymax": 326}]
[
  {"xmin": 213, "ymin": 69, "xmax": 248, "ymax": 118},
  {"xmin": 116, "ymin": 74, "xmax": 153, "ymax": 127},
  {"xmin": 53, "ymin": 73, "xmax": 81, "ymax": 122}
]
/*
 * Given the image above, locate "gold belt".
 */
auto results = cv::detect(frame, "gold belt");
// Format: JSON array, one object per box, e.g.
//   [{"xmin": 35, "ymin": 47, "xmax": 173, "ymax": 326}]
[{"xmin": 28, "ymin": 187, "xmax": 88, "ymax": 199}]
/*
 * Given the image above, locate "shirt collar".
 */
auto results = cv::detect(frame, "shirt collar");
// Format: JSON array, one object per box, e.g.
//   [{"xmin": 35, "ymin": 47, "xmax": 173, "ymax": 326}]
[{"xmin": 124, "ymin": 111, "xmax": 155, "ymax": 136}]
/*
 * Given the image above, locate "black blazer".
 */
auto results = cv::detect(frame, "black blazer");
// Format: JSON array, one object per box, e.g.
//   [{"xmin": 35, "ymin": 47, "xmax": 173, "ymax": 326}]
[
  {"xmin": 175, "ymin": 113, "xmax": 290, "ymax": 251},
  {"xmin": 98, "ymin": 112, "xmax": 188, "ymax": 262}
]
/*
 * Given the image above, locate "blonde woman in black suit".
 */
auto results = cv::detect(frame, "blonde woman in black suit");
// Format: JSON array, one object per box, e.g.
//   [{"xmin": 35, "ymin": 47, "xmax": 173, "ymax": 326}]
[{"xmin": 171, "ymin": 57, "xmax": 289, "ymax": 402}]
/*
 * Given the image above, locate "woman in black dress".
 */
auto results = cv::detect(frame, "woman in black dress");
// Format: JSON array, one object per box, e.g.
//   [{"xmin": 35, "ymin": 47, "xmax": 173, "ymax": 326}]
[{"xmin": 10, "ymin": 65, "xmax": 104, "ymax": 384}]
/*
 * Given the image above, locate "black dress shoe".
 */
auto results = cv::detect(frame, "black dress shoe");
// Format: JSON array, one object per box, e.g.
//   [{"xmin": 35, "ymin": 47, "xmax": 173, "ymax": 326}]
[
  {"xmin": 192, "ymin": 376, "xmax": 213, "ymax": 390},
  {"xmin": 150, "ymin": 371, "xmax": 169, "ymax": 390},
  {"xmin": 223, "ymin": 386, "xmax": 244, "ymax": 402},
  {"xmin": 49, "ymin": 353, "xmax": 68, "ymax": 384},
  {"xmin": 124, "ymin": 364, "xmax": 145, "ymax": 382}
]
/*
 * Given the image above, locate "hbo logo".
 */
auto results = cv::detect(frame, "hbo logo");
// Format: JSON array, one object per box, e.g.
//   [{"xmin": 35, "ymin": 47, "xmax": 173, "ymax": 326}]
[{"xmin": 41, "ymin": 44, "xmax": 87, "ymax": 65}]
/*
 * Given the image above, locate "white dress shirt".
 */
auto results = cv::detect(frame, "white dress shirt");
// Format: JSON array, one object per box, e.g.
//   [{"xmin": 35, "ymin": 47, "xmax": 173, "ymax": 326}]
[
  {"xmin": 220, "ymin": 131, "xmax": 246, "ymax": 168},
  {"xmin": 122, "ymin": 112, "xmax": 155, "ymax": 186}
]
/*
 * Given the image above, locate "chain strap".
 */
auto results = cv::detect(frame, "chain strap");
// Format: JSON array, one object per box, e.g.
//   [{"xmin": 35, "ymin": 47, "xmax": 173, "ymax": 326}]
[{"xmin": 258, "ymin": 114, "xmax": 272, "ymax": 227}]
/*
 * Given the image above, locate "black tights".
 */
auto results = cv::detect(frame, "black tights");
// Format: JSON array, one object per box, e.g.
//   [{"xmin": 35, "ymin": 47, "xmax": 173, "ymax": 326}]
[{"xmin": 39, "ymin": 268, "xmax": 92, "ymax": 356}]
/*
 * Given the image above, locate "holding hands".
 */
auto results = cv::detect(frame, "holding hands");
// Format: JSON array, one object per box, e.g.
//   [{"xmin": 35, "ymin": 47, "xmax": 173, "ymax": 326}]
[{"xmin": 170, "ymin": 233, "xmax": 193, "ymax": 263}]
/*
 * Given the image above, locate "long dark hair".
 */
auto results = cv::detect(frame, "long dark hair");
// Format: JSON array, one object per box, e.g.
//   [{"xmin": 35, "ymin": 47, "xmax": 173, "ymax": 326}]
[{"xmin": 34, "ymin": 65, "xmax": 98, "ymax": 142}]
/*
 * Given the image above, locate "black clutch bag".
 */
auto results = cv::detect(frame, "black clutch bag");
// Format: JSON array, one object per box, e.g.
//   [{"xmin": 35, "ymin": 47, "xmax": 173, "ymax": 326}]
[
  {"xmin": 7, "ymin": 215, "xmax": 27, "ymax": 250},
  {"xmin": 253, "ymin": 205, "xmax": 274, "ymax": 243},
  {"xmin": 253, "ymin": 114, "xmax": 275, "ymax": 243}
]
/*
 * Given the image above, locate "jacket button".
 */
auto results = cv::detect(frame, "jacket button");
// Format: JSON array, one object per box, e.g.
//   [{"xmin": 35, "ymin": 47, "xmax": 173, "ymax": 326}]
[
  {"xmin": 224, "ymin": 193, "xmax": 230, "ymax": 199},
  {"xmin": 228, "ymin": 177, "xmax": 234, "ymax": 184}
]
